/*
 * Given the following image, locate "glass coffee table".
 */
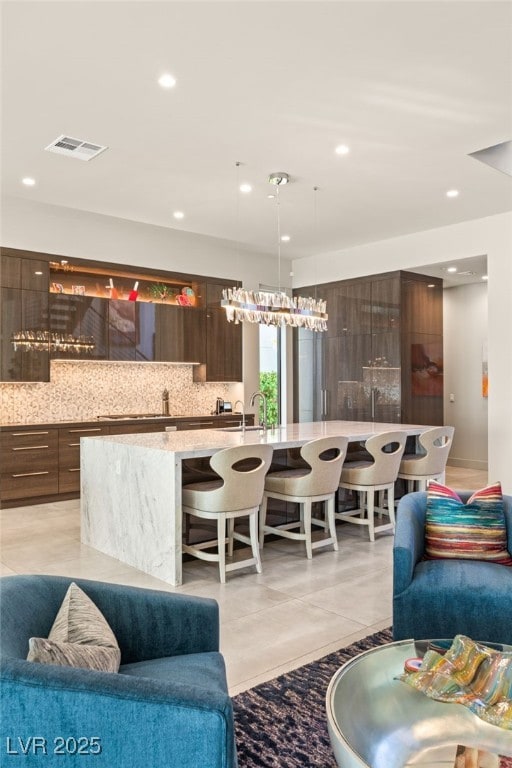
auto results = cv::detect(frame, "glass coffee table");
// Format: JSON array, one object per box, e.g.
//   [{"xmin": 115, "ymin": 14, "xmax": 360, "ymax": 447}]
[{"xmin": 326, "ymin": 639, "xmax": 512, "ymax": 767}]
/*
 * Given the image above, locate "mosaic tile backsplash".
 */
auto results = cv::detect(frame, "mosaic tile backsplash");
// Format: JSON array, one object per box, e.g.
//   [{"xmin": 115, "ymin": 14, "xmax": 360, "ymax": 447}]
[{"xmin": 0, "ymin": 361, "xmax": 242, "ymax": 424}]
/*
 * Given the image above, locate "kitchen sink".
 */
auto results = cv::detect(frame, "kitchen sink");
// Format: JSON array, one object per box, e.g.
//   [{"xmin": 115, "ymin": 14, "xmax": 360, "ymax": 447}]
[{"xmin": 97, "ymin": 414, "xmax": 164, "ymax": 420}]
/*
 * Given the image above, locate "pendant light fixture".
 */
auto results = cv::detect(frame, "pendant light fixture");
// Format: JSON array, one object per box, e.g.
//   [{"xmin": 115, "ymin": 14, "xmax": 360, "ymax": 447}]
[{"xmin": 222, "ymin": 171, "xmax": 328, "ymax": 331}]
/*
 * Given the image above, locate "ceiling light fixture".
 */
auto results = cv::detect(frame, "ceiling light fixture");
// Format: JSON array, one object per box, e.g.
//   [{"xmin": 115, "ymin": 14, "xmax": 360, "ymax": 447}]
[
  {"xmin": 281, "ymin": 235, "xmax": 290, "ymax": 242},
  {"xmin": 239, "ymin": 183, "xmax": 252, "ymax": 194},
  {"xmin": 158, "ymin": 73, "xmax": 176, "ymax": 88},
  {"xmin": 446, "ymin": 189, "xmax": 459, "ymax": 198},
  {"xmin": 447, "ymin": 267, "xmax": 458, "ymax": 273},
  {"xmin": 173, "ymin": 211, "xmax": 185, "ymax": 220},
  {"xmin": 335, "ymin": 145, "xmax": 350, "ymax": 156},
  {"xmin": 221, "ymin": 172, "xmax": 327, "ymax": 331},
  {"xmin": 22, "ymin": 177, "xmax": 36, "ymax": 186},
  {"xmin": 482, "ymin": 275, "xmax": 488, "ymax": 281}
]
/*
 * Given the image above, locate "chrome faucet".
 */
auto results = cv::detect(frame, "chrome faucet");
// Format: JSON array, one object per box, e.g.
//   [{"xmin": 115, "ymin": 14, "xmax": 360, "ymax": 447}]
[
  {"xmin": 249, "ymin": 391, "xmax": 267, "ymax": 431},
  {"xmin": 161, "ymin": 388, "xmax": 170, "ymax": 416},
  {"xmin": 234, "ymin": 399, "xmax": 246, "ymax": 432}
]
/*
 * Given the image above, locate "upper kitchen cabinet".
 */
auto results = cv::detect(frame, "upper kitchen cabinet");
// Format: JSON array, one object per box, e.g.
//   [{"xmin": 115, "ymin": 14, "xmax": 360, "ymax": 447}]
[
  {"xmin": 0, "ymin": 252, "xmax": 50, "ymax": 381},
  {"xmin": 155, "ymin": 304, "xmax": 206, "ymax": 364},
  {"xmin": 193, "ymin": 281, "xmax": 242, "ymax": 382},
  {"xmin": 294, "ymin": 271, "xmax": 443, "ymax": 426},
  {"xmin": 1, "ymin": 248, "xmax": 242, "ymax": 376},
  {"xmin": 49, "ymin": 294, "xmax": 108, "ymax": 360}
]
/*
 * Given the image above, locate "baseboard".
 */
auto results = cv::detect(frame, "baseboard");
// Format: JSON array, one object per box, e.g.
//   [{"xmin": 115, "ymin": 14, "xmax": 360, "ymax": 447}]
[{"xmin": 446, "ymin": 458, "xmax": 488, "ymax": 471}]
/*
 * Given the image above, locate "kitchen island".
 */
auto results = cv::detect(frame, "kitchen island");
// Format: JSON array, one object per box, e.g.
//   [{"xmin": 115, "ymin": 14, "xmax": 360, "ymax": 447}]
[{"xmin": 81, "ymin": 421, "xmax": 427, "ymax": 586}]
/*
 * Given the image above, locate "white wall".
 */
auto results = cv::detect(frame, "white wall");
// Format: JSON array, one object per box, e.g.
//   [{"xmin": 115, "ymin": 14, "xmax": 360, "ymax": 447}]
[
  {"xmin": 2, "ymin": 196, "xmax": 292, "ymax": 402},
  {"xmin": 2, "ymin": 196, "xmax": 290, "ymax": 288},
  {"xmin": 443, "ymin": 283, "xmax": 488, "ymax": 470},
  {"xmin": 292, "ymin": 212, "xmax": 512, "ymax": 493}
]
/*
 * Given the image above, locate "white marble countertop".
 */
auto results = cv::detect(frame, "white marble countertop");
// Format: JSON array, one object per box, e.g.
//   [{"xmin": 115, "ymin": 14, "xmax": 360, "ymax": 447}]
[{"xmin": 83, "ymin": 420, "xmax": 427, "ymax": 459}]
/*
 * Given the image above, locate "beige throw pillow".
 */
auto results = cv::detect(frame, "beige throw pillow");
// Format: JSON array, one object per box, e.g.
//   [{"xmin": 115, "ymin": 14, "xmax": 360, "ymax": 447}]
[{"xmin": 27, "ymin": 582, "xmax": 121, "ymax": 673}]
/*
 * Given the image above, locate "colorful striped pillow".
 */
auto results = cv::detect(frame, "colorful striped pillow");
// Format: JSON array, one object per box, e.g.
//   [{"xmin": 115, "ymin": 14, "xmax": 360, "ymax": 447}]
[{"xmin": 425, "ymin": 481, "xmax": 512, "ymax": 565}]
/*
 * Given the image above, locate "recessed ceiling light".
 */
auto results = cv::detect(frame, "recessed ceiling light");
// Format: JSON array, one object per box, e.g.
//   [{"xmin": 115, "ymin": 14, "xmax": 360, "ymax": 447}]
[
  {"xmin": 158, "ymin": 73, "xmax": 176, "ymax": 89},
  {"xmin": 240, "ymin": 183, "xmax": 252, "ymax": 194},
  {"xmin": 173, "ymin": 211, "xmax": 185, "ymax": 220},
  {"xmin": 267, "ymin": 194, "xmax": 275, "ymax": 199},
  {"xmin": 447, "ymin": 267, "xmax": 457, "ymax": 273},
  {"xmin": 22, "ymin": 177, "xmax": 36, "ymax": 186},
  {"xmin": 446, "ymin": 189, "xmax": 459, "ymax": 198},
  {"xmin": 482, "ymin": 275, "xmax": 488, "ymax": 281},
  {"xmin": 281, "ymin": 235, "xmax": 291, "ymax": 242},
  {"xmin": 335, "ymin": 144, "xmax": 350, "ymax": 156}
]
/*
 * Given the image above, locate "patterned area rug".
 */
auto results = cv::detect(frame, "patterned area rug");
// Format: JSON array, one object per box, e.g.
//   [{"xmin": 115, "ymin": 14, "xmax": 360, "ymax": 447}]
[{"xmin": 233, "ymin": 627, "xmax": 393, "ymax": 768}]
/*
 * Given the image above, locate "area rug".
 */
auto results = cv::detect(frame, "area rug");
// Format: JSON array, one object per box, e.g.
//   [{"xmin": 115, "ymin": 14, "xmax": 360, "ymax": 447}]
[{"xmin": 233, "ymin": 627, "xmax": 393, "ymax": 768}]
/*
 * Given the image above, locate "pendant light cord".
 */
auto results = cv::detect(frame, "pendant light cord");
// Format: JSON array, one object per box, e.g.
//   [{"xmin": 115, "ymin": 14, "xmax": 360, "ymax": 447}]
[
  {"xmin": 276, "ymin": 186, "xmax": 282, "ymax": 292},
  {"xmin": 235, "ymin": 161, "xmax": 241, "ymax": 263},
  {"xmin": 313, "ymin": 185, "xmax": 318, "ymax": 301}
]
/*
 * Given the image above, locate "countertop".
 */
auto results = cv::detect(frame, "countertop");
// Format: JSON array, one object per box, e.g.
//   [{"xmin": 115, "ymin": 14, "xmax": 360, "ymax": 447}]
[
  {"xmin": 81, "ymin": 420, "xmax": 427, "ymax": 460},
  {"xmin": 0, "ymin": 413, "xmax": 249, "ymax": 431}
]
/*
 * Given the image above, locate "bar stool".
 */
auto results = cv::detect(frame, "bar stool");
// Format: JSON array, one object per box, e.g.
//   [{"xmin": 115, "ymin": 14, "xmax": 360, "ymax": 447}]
[
  {"xmin": 259, "ymin": 436, "xmax": 348, "ymax": 559},
  {"xmin": 398, "ymin": 425, "xmax": 454, "ymax": 491},
  {"xmin": 182, "ymin": 444, "xmax": 273, "ymax": 583},
  {"xmin": 336, "ymin": 431, "xmax": 406, "ymax": 542}
]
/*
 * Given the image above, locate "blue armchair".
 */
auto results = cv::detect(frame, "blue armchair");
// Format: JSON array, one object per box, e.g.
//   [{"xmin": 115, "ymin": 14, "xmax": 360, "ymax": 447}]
[
  {"xmin": 0, "ymin": 575, "xmax": 237, "ymax": 767},
  {"xmin": 393, "ymin": 492, "xmax": 512, "ymax": 645}
]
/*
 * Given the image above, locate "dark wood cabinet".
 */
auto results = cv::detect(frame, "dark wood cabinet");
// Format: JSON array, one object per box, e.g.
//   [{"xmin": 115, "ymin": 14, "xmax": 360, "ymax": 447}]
[
  {"xmin": 155, "ymin": 305, "xmax": 206, "ymax": 364},
  {"xmin": 0, "ymin": 428, "xmax": 58, "ymax": 500},
  {"xmin": 58, "ymin": 425, "xmax": 109, "ymax": 493},
  {"xmin": 0, "ymin": 414, "xmax": 254, "ymax": 507},
  {"xmin": 49, "ymin": 294, "xmax": 108, "ymax": 360},
  {"xmin": 2, "ymin": 248, "xmax": 244, "ymax": 378},
  {"xmin": 0, "ymin": 287, "xmax": 22, "ymax": 381},
  {"xmin": 0, "ymin": 287, "xmax": 50, "ymax": 382},
  {"xmin": 294, "ymin": 271, "xmax": 443, "ymax": 425},
  {"xmin": 0, "ymin": 254, "xmax": 50, "ymax": 381},
  {"xmin": 193, "ymin": 282, "xmax": 242, "ymax": 382},
  {"xmin": 0, "ymin": 254, "xmax": 21, "ymax": 288},
  {"xmin": 108, "ymin": 299, "xmax": 137, "ymax": 361}
]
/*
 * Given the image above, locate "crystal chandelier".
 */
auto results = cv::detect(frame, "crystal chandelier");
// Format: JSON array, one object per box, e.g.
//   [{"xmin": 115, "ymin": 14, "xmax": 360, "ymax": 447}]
[{"xmin": 221, "ymin": 171, "xmax": 328, "ymax": 331}]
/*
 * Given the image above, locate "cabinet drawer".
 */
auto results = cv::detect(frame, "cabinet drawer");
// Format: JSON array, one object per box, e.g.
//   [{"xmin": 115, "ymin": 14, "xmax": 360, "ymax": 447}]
[
  {"xmin": 108, "ymin": 423, "xmax": 166, "ymax": 435},
  {"xmin": 58, "ymin": 468, "xmax": 81, "ymax": 494},
  {"xmin": 1, "ymin": 428, "xmax": 58, "ymax": 449},
  {"xmin": 0, "ymin": 430, "xmax": 58, "ymax": 473},
  {"xmin": 0, "ymin": 470, "xmax": 59, "ymax": 500},
  {"xmin": 176, "ymin": 419, "xmax": 217, "ymax": 430},
  {"xmin": 58, "ymin": 426, "xmax": 109, "ymax": 469}
]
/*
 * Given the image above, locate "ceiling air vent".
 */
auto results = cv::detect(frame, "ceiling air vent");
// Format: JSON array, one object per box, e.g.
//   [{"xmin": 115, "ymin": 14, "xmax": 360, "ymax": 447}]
[{"xmin": 44, "ymin": 135, "xmax": 108, "ymax": 161}]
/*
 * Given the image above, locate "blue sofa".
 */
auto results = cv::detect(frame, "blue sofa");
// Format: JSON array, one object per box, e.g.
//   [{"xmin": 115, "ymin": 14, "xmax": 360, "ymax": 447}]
[
  {"xmin": 0, "ymin": 575, "xmax": 237, "ymax": 767},
  {"xmin": 393, "ymin": 491, "xmax": 512, "ymax": 645}
]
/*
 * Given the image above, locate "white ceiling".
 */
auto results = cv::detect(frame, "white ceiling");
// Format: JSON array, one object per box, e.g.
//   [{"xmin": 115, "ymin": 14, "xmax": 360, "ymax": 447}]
[{"xmin": 2, "ymin": 1, "xmax": 512, "ymax": 266}]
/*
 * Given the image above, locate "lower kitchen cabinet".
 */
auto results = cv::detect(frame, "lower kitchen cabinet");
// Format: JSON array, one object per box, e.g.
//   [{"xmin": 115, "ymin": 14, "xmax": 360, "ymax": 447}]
[
  {"xmin": 0, "ymin": 428, "xmax": 58, "ymax": 501},
  {"xmin": 0, "ymin": 415, "xmax": 254, "ymax": 507},
  {"xmin": 58, "ymin": 425, "xmax": 109, "ymax": 493}
]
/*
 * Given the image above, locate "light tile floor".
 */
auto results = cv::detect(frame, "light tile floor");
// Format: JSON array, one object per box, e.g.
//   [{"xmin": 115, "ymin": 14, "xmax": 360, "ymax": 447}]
[{"xmin": 0, "ymin": 466, "xmax": 487, "ymax": 695}]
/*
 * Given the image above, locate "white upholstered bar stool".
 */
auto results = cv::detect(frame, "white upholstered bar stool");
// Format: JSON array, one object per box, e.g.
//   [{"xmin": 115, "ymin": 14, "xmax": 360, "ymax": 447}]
[
  {"xmin": 336, "ymin": 431, "xmax": 406, "ymax": 542},
  {"xmin": 398, "ymin": 425, "xmax": 454, "ymax": 492},
  {"xmin": 182, "ymin": 444, "xmax": 273, "ymax": 583},
  {"xmin": 259, "ymin": 436, "xmax": 348, "ymax": 560}
]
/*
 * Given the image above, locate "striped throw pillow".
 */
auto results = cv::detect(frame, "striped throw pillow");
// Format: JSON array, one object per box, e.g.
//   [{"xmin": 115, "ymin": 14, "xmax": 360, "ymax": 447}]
[
  {"xmin": 27, "ymin": 582, "xmax": 121, "ymax": 672},
  {"xmin": 425, "ymin": 481, "xmax": 512, "ymax": 565}
]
